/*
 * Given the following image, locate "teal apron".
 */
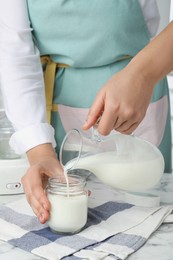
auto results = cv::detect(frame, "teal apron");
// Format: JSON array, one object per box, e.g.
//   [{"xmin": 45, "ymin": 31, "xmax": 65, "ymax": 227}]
[{"xmin": 27, "ymin": 0, "xmax": 172, "ymax": 173}]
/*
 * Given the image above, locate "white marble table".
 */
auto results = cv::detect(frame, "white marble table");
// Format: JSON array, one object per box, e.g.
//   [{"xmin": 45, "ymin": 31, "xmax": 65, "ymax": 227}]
[{"xmin": 0, "ymin": 173, "xmax": 173, "ymax": 260}]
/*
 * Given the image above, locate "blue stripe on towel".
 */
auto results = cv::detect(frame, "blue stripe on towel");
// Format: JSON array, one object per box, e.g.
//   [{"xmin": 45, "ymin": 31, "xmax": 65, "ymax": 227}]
[
  {"xmin": 31, "ymin": 201, "xmax": 133, "ymax": 242},
  {"xmin": 85, "ymin": 233, "xmax": 146, "ymax": 253},
  {"xmin": 55, "ymin": 235, "xmax": 96, "ymax": 249},
  {"xmin": 6, "ymin": 201, "xmax": 134, "ymax": 255},
  {"xmin": 9, "ymin": 232, "xmax": 51, "ymax": 252},
  {"xmin": 106, "ymin": 233, "xmax": 146, "ymax": 250},
  {"xmin": 32, "ymin": 227, "xmax": 62, "ymax": 241},
  {"xmin": 9, "ymin": 230, "xmax": 96, "ymax": 252},
  {"xmin": 0, "ymin": 206, "xmax": 45, "ymax": 231},
  {"xmin": 85, "ymin": 201, "xmax": 133, "ymax": 228},
  {"xmin": 32, "ymin": 228, "xmax": 96, "ymax": 249}
]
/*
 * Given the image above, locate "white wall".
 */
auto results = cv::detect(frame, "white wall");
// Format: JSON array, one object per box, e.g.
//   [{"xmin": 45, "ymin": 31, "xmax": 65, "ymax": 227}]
[
  {"xmin": 170, "ymin": 0, "xmax": 173, "ymax": 21},
  {"xmin": 0, "ymin": 84, "xmax": 4, "ymax": 110},
  {"xmin": 157, "ymin": 0, "xmax": 173, "ymax": 169},
  {"xmin": 156, "ymin": 0, "xmax": 171, "ymax": 33}
]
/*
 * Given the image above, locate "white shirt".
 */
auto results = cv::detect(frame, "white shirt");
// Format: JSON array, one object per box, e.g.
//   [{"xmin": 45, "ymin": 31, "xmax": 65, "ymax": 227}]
[{"xmin": 0, "ymin": 0, "xmax": 160, "ymax": 154}]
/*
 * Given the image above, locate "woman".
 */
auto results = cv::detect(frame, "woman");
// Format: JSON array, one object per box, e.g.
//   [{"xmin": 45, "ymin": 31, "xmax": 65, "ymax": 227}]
[{"xmin": 0, "ymin": 0, "xmax": 171, "ymax": 223}]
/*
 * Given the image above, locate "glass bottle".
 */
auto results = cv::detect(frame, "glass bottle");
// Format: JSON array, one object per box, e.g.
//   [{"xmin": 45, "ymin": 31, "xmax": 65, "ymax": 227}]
[{"xmin": 46, "ymin": 174, "xmax": 88, "ymax": 234}]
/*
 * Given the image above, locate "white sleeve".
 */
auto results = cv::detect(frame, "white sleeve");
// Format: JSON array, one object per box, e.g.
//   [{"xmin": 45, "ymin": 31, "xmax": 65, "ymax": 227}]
[
  {"xmin": 139, "ymin": 0, "xmax": 160, "ymax": 37},
  {"xmin": 0, "ymin": 0, "xmax": 56, "ymax": 154}
]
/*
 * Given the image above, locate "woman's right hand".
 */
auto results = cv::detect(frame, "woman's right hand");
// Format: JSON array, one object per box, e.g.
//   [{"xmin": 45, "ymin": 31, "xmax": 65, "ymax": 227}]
[{"xmin": 22, "ymin": 144, "xmax": 63, "ymax": 224}]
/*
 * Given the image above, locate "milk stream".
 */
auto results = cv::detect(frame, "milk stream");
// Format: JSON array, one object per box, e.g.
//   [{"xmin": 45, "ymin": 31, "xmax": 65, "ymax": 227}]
[
  {"xmin": 66, "ymin": 151, "xmax": 164, "ymax": 192},
  {"xmin": 63, "ymin": 167, "xmax": 70, "ymax": 197}
]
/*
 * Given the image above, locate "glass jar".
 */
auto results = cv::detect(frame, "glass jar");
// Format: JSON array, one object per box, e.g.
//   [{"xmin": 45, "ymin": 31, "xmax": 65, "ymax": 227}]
[
  {"xmin": 0, "ymin": 116, "xmax": 21, "ymax": 160},
  {"xmin": 46, "ymin": 174, "xmax": 88, "ymax": 234}
]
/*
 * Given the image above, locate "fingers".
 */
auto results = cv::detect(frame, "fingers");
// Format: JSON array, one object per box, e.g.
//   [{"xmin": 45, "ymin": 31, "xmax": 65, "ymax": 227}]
[
  {"xmin": 84, "ymin": 96, "xmax": 145, "ymax": 136},
  {"xmin": 28, "ymin": 189, "xmax": 50, "ymax": 224},
  {"xmin": 83, "ymin": 89, "xmax": 104, "ymax": 130},
  {"xmin": 113, "ymin": 108, "xmax": 145, "ymax": 134},
  {"xmin": 82, "ymin": 66, "xmax": 153, "ymax": 137},
  {"xmin": 97, "ymin": 105, "xmax": 117, "ymax": 135},
  {"xmin": 22, "ymin": 155, "xmax": 65, "ymax": 224},
  {"xmin": 22, "ymin": 157, "xmax": 65, "ymax": 224},
  {"xmin": 116, "ymin": 122, "xmax": 139, "ymax": 134},
  {"xmin": 82, "ymin": 88, "xmax": 141, "ymax": 136},
  {"xmin": 22, "ymin": 167, "xmax": 51, "ymax": 224}
]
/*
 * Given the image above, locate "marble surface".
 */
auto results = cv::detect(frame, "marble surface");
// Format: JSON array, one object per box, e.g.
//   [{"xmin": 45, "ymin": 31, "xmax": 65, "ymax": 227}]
[{"xmin": 0, "ymin": 173, "xmax": 173, "ymax": 260}]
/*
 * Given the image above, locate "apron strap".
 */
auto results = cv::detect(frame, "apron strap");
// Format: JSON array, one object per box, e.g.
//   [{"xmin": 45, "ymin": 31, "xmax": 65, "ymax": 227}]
[
  {"xmin": 41, "ymin": 55, "xmax": 69, "ymax": 124},
  {"xmin": 41, "ymin": 55, "xmax": 131, "ymax": 124}
]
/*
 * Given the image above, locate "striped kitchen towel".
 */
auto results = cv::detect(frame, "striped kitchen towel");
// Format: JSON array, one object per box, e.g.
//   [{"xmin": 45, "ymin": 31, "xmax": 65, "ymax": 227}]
[{"xmin": 0, "ymin": 197, "xmax": 172, "ymax": 260}]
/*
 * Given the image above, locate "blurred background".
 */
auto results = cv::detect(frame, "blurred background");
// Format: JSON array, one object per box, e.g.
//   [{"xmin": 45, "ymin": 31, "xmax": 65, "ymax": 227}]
[
  {"xmin": 0, "ymin": 0, "xmax": 173, "ymax": 167},
  {"xmin": 159, "ymin": 0, "xmax": 173, "ymax": 166}
]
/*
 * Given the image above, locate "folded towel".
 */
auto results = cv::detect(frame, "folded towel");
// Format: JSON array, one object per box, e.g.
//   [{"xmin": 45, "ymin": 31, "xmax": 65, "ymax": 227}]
[{"xmin": 0, "ymin": 196, "xmax": 172, "ymax": 260}]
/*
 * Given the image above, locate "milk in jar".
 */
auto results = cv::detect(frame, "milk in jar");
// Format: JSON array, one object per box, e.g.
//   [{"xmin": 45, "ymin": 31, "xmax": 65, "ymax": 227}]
[{"xmin": 46, "ymin": 174, "xmax": 88, "ymax": 234}]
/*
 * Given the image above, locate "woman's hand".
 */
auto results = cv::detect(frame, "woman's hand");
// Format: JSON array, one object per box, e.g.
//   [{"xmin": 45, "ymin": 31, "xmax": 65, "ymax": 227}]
[
  {"xmin": 83, "ymin": 21, "xmax": 173, "ymax": 135},
  {"xmin": 83, "ymin": 63, "xmax": 155, "ymax": 135},
  {"xmin": 22, "ymin": 144, "xmax": 63, "ymax": 224}
]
